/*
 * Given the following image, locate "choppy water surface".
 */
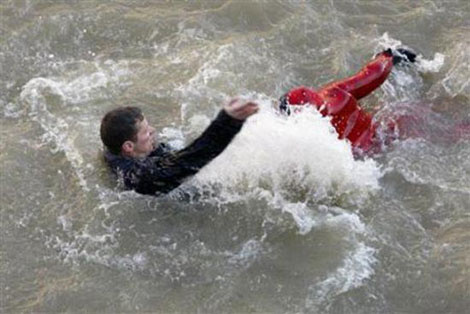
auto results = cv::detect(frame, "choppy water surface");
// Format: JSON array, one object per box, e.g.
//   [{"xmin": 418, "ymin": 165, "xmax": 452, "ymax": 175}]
[{"xmin": 1, "ymin": 1, "xmax": 469, "ymax": 313}]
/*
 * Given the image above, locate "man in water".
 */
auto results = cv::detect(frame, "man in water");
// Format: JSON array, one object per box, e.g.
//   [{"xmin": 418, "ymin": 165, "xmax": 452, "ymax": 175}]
[
  {"xmin": 281, "ymin": 48, "xmax": 470, "ymax": 156},
  {"xmin": 100, "ymin": 99, "xmax": 258, "ymax": 195},
  {"xmin": 279, "ymin": 48, "xmax": 419, "ymax": 156}
]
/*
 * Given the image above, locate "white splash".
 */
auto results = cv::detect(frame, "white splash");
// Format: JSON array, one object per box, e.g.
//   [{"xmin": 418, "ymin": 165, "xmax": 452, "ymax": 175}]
[
  {"xmin": 195, "ymin": 102, "xmax": 381, "ymax": 199},
  {"xmin": 281, "ymin": 201, "xmax": 317, "ymax": 235},
  {"xmin": 416, "ymin": 53, "xmax": 445, "ymax": 73},
  {"xmin": 190, "ymin": 101, "xmax": 381, "ymax": 233},
  {"xmin": 305, "ymin": 209, "xmax": 377, "ymax": 311},
  {"xmin": 305, "ymin": 241, "xmax": 377, "ymax": 311},
  {"xmin": 19, "ymin": 60, "xmax": 131, "ymax": 191},
  {"xmin": 376, "ymin": 32, "xmax": 445, "ymax": 74},
  {"xmin": 20, "ymin": 77, "xmax": 89, "ymax": 189},
  {"xmin": 376, "ymin": 32, "xmax": 403, "ymax": 51},
  {"xmin": 441, "ymin": 43, "xmax": 469, "ymax": 97}
]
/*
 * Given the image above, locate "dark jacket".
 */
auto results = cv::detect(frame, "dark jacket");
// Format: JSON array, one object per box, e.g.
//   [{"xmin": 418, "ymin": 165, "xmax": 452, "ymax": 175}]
[{"xmin": 104, "ymin": 110, "xmax": 244, "ymax": 195}]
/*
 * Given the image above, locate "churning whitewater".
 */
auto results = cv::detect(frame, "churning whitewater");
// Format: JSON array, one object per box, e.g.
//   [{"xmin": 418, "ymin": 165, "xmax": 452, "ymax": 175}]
[{"xmin": 2, "ymin": 1, "xmax": 469, "ymax": 313}]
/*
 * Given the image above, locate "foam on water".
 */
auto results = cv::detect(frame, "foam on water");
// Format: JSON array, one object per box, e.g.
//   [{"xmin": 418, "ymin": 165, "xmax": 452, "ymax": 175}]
[
  {"xmin": 16, "ymin": 29, "xmax": 458, "ymax": 312},
  {"xmin": 2, "ymin": 2, "xmax": 470, "ymax": 313},
  {"xmin": 304, "ymin": 208, "xmax": 377, "ymax": 311},
  {"xmin": 376, "ymin": 32, "xmax": 445, "ymax": 74},
  {"xmin": 375, "ymin": 33, "xmax": 447, "ymax": 107},
  {"xmin": 48, "ymin": 230, "xmax": 149, "ymax": 272},
  {"xmin": 377, "ymin": 33, "xmax": 468, "ymax": 101},
  {"xmin": 181, "ymin": 97, "xmax": 381, "ymax": 303},
  {"xmin": 376, "ymin": 32, "xmax": 445, "ymax": 75},
  {"xmin": 42, "ymin": 99, "xmax": 382, "ymax": 289},
  {"xmin": 376, "ymin": 33, "xmax": 404, "ymax": 52},
  {"xmin": 387, "ymin": 139, "xmax": 470, "ymax": 194},
  {"xmin": 228, "ymin": 239, "xmax": 264, "ymax": 268},
  {"xmin": 440, "ymin": 42, "xmax": 470, "ymax": 97},
  {"xmin": 416, "ymin": 53, "xmax": 445, "ymax": 73},
  {"xmin": 194, "ymin": 101, "xmax": 381, "ymax": 204},
  {"xmin": 23, "ymin": 35, "xmax": 393, "ymax": 305},
  {"xmin": 305, "ymin": 241, "xmax": 377, "ymax": 311},
  {"xmin": 18, "ymin": 60, "xmax": 131, "ymax": 191},
  {"xmin": 21, "ymin": 77, "xmax": 90, "ymax": 189}
]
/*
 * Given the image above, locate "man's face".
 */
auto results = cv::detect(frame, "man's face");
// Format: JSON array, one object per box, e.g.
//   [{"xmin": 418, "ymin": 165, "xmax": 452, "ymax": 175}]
[{"xmin": 130, "ymin": 118, "xmax": 156, "ymax": 157}]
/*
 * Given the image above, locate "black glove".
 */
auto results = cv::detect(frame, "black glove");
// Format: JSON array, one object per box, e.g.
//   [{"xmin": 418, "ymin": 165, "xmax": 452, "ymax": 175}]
[
  {"xmin": 279, "ymin": 94, "xmax": 291, "ymax": 115},
  {"xmin": 392, "ymin": 48, "xmax": 417, "ymax": 65}
]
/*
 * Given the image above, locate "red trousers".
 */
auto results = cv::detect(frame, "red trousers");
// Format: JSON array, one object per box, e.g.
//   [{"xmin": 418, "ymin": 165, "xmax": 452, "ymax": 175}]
[
  {"xmin": 283, "ymin": 51, "xmax": 394, "ymax": 155},
  {"xmin": 284, "ymin": 51, "xmax": 470, "ymax": 155}
]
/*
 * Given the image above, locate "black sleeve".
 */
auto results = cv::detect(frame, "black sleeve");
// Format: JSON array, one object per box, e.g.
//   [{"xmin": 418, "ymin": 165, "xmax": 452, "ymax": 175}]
[{"xmin": 135, "ymin": 110, "xmax": 244, "ymax": 195}]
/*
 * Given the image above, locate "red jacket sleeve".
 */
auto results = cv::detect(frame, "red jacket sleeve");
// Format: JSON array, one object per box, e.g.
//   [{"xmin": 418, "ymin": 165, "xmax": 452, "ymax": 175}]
[
  {"xmin": 283, "ymin": 86, "xmax": 319, "ymax": 105},
  {"xmin": 319, "ymin": 51, "xmax": 394, "ymax": 100}
]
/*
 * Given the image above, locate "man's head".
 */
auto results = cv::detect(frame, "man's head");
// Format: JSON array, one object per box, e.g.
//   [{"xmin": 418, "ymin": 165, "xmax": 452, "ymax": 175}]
[{"xmin": 100, "ymin": 106, "xmax": 156, "ymax": 158}]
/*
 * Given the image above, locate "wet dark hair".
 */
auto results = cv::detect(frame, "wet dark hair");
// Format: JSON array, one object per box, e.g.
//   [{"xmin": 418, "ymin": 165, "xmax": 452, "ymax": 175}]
[{"xmin": 100, "ymin": 106, "xmax": 144, "ymax": 154}]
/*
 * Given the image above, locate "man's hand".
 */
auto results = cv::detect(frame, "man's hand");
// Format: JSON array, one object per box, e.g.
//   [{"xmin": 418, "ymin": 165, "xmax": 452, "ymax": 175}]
[
  {"xmin": 382, "ymin": 48, "xmax": 417, "ymax": 65},
  {"xmin": 224, "ymin": 98, "xmax": 259, "ymax": 120},
  {"xmin": 395, "ymin": 48, "xmax": 417, "ymax": 63}
]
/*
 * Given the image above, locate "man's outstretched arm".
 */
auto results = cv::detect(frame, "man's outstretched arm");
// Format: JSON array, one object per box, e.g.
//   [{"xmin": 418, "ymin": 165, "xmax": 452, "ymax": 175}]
[
  {"xmin": 320, "ymin": 50, "xmax": 394, "ymax": 100},
  {"xmin": 279, "ymin": 48, "xmax": 416, "ymax": 109},
  {"xmin": 320, "ymin": 48, "xmax": 416, "ymax": 100},
  {"xmin": 135, "ymin": 99, "xmax": 258, "ymax": 195}
]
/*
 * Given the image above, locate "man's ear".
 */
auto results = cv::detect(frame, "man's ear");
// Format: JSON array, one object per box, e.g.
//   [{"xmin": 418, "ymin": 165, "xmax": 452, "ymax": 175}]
[{"xmin": 121, "ymin": 140, "xmax": 135, "ymax": 156}]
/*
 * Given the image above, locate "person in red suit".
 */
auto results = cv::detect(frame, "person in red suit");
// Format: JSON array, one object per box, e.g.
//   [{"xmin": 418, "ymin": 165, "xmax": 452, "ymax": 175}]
[{"xmin": 279, "ymin": 48, "xmax": 418, "ymax": 156}]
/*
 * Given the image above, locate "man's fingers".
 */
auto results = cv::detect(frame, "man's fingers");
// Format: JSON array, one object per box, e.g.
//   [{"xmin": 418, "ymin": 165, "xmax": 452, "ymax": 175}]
[
  {"xmin": 229, "ymin": 99, "xmax": 248, "ymax": 110},
  {"xmin": 235, "ymin": 106, "xmax": 257, "ymax": 115},
  {"xmin": 238, "ymin": 104, "xmax": 259, "ymax": 117},
  {"xmin": 224, "ymin": 98, "xmax": 259, "ymax": 120},
  {"xmin": 227, "ymin": 98, "xmax": 239, "ymax": 107},
  {"xmin": 231, "ymin": 101, "xmax": 258, "ymax": 112},
  {"xmin": 234, "ymin": 105, "xmax": 259, "ymax": 117}
]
